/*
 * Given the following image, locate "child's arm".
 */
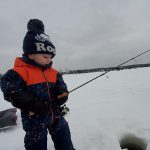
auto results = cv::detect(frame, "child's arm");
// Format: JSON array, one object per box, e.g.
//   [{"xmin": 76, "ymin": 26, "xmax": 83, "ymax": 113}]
[
  {"xmin": 1, "ymin": 69, "xmax": 26, "ymax": 102},
  {"xmin": 52, "ymin": 72, "xmax": 69, "ymax": 106},
  {"xmin": 1, "ymin": 70, "xmax": 50, "ymax": 115}
]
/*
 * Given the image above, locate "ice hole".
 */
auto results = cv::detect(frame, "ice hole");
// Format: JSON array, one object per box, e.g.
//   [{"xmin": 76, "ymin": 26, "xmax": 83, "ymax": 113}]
[{"xmin": 119, "ymin": 134, "xmax": 147, "ymax": 150}]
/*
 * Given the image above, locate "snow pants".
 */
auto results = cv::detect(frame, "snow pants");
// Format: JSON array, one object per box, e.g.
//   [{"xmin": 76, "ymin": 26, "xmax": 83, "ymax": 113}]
[{"xmin": 24, "ymin": 116, "xmax": 75, "ymax": 150}]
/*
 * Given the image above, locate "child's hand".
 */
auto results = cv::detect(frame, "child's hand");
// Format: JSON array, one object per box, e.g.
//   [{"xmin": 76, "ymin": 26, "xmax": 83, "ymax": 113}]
[
  {"xmin": 56, "ymin": 92, "xmax": 69, "ymax": 106},
  {"xmin": 12, "ymin": 92, "xmax": 51, "ymax": 115},
  {"xmin": 57, "ymin": 92, "xmax": 68, "ymax": 99}
]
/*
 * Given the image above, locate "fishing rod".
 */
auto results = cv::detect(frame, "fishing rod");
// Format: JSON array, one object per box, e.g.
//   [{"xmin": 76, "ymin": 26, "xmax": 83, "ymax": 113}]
[{"xmin": 69, "ymin": 49, "xmax": 150, "ymax": 93}]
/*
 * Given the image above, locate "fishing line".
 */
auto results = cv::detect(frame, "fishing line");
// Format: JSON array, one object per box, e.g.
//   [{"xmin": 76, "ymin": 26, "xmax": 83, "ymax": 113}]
[{"xmin": 69, "ymin": 49, "xmax": 150, "ymax": 93}]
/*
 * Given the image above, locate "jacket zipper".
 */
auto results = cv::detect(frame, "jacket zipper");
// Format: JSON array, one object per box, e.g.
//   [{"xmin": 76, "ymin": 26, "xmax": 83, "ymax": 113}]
[{"xmin": 42, "ymin": 69, "xmax": 55, "ymax": 125}]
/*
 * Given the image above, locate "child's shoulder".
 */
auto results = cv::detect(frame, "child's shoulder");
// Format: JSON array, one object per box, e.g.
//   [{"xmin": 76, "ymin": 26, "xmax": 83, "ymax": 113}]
[
  {"xmin": 13, "ymin": 67, "xmax": 27, "ymax": 80},
  {"xmin": 12, "ymin": 57, "xmax": 29, "ymax": 80},
  {"xmin": 2, "ymin": 68, "xmax": 25, "ymax": 82}
]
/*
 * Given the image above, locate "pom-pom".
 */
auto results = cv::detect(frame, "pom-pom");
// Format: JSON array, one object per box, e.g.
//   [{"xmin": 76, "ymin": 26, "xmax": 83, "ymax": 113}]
[{"xmin": 27, "ymin": 19, "xmax": 44, "ymax": 33}]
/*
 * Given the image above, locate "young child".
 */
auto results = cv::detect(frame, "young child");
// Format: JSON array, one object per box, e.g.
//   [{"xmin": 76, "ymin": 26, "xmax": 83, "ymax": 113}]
[{"xmin": 1, "ymin": 19, "xmax": 75, "ymax": 150}]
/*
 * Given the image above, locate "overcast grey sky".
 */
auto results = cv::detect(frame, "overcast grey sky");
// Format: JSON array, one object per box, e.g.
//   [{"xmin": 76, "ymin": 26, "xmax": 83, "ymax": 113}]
[{"xmin": 1, "ymin": 0, "xmax": 150, "ymax": 73}]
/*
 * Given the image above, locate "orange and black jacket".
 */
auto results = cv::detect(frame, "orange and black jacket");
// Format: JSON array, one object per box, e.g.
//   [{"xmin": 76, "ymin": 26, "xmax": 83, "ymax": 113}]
[{"xmin": 1, "ymin": 56, "xmax": 68, "ymax": 126}]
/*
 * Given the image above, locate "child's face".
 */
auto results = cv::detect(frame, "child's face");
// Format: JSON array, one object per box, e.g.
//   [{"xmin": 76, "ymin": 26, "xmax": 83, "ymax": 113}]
[{"xmin": 28, "ymin": 54, "xmax": 52, "ymax": 65}]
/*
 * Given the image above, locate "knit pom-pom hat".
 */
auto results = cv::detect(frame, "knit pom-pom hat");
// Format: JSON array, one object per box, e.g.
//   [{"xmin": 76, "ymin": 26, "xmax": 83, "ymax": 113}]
[{"xmin": 23, "ymin": 19, "xmax": 56, "ymax": 58}]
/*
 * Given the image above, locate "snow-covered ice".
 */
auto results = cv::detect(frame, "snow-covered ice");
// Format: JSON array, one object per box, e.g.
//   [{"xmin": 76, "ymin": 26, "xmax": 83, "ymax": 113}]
[{"xmin": 0, "ymin": 67, "xmax": 150, "ymax": 150}]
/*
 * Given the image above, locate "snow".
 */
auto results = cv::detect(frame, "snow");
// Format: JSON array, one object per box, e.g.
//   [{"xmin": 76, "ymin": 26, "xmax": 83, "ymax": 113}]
[{"xmin": 1, "ymin": 67, "xmax": 150, "ymax": 150}]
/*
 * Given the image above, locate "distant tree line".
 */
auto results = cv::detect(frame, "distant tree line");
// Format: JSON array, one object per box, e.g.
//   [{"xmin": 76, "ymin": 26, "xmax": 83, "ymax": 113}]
[
  {"xmin": 0, "ymin": 64, "xmax": 150, "ymax": 77},
  {"xmin": 60, "ymin": 63, "xmax": 150, "ymax": 75}
]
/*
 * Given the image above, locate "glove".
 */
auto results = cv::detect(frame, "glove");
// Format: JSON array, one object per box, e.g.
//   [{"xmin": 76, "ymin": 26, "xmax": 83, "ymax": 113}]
[
  {"xmin": 56, "ymin": 92, "xmax": 68, "ymax": 106},
  {"xmin": 12, "ymin": 92, "xmax": 50, "ymax": 115},
  {"xmin": 12, "ymin": 92, "xmax": 35, "ymax": 110}
]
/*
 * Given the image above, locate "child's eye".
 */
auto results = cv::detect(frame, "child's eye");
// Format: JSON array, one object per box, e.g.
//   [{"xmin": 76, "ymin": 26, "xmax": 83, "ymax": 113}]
[
  {"xmin": 42, "ymin": 54, "xmax": 52, "ymax": 59},
  {"xmin": 43, "ymin": 56, "xmax": 49, "ymax": 59}
]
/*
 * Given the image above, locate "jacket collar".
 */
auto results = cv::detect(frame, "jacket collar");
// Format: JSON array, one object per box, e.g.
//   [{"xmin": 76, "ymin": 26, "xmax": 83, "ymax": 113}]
[{"xmin": 14, "ymin": 55, "xmax": 52, "ymax": 70}]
